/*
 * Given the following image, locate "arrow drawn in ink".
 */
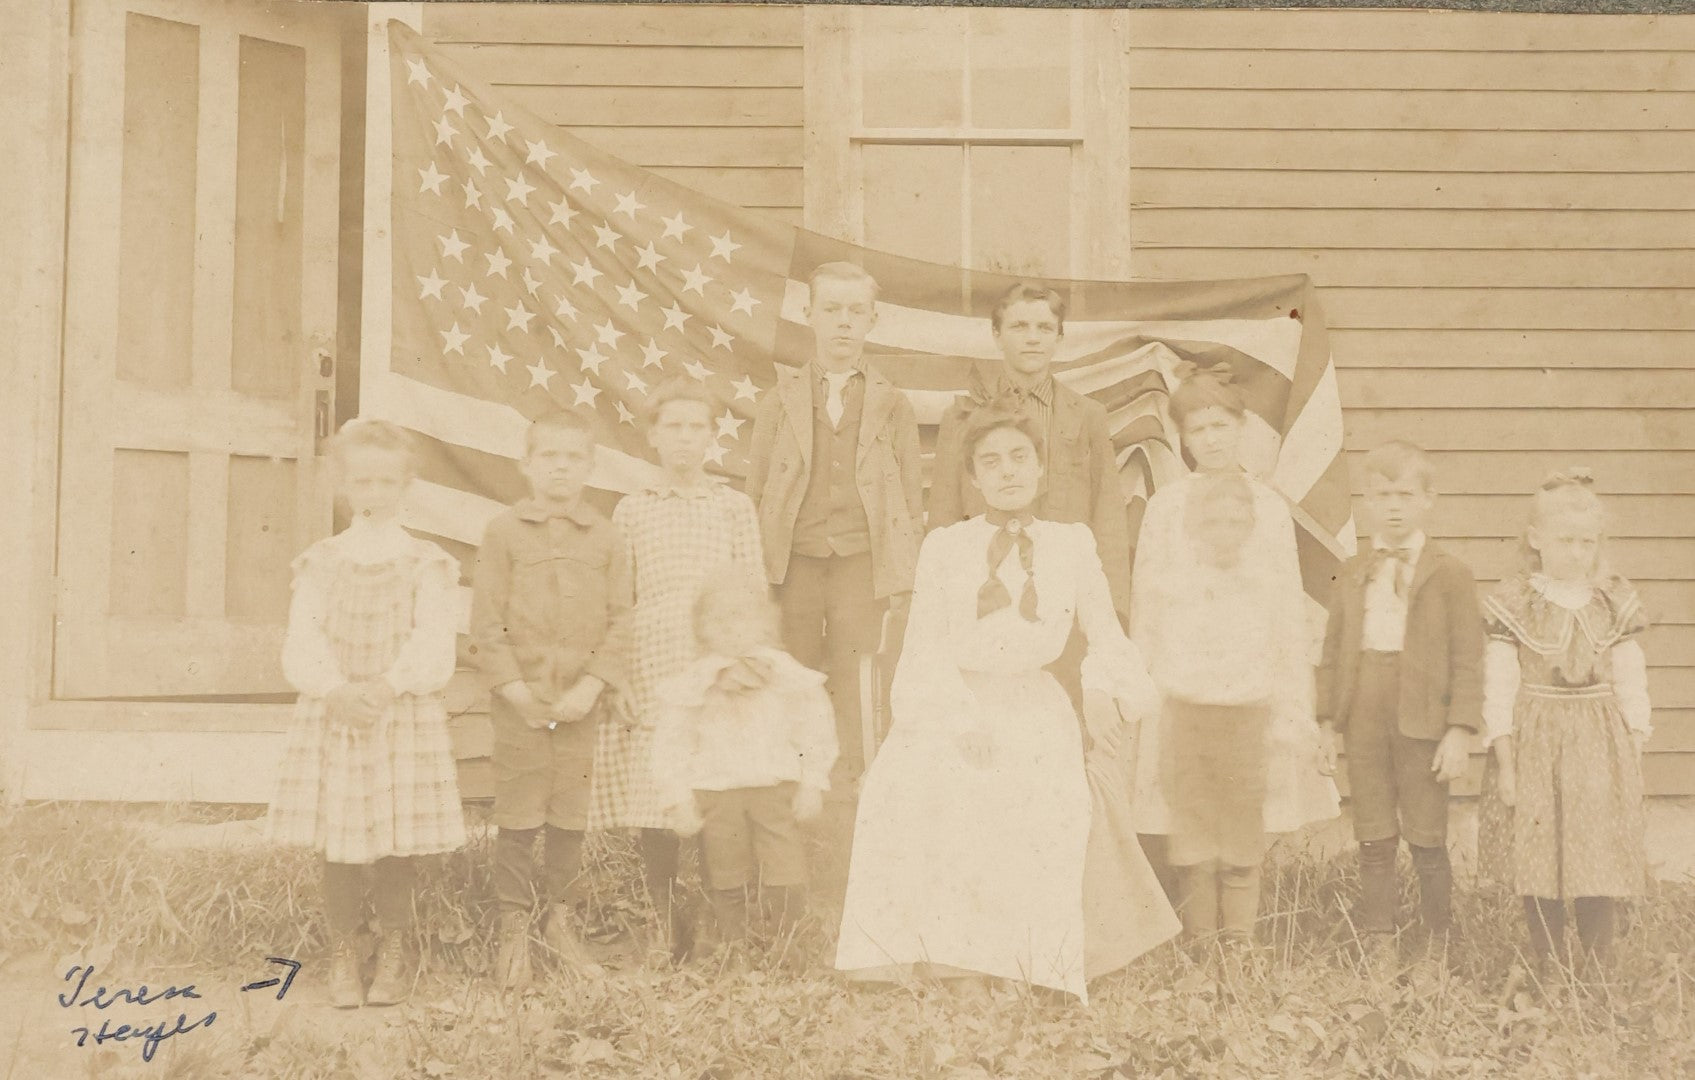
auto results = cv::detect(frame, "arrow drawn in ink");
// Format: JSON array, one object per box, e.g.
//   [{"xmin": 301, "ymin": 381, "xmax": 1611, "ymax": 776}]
[{"xmin": 240, "ymin": 958, "xmax": 301, "ymax": 1000}]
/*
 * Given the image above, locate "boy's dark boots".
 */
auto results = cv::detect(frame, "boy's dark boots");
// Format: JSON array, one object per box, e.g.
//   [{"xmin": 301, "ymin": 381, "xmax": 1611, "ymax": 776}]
[
  {"xmin": 496, "ymin": 911, "xmax": 534, "ymax": 990},
  {"xmin": 709, "ymin": 887, "xmax": 749, "ymax": 946},
  {"xmin": 1409, "ymin": 843, "xmax": 1453, "ymax": 948},
  {"xmin": 1356, "ymin": 838, "xmax": 1399, "ymax": 935}
]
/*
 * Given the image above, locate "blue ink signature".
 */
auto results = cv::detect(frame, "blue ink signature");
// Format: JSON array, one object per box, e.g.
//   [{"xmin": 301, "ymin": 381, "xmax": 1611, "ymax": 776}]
[{"xmin": 60, "ymin": 959, "xmax": 299, "ymax": 1063}]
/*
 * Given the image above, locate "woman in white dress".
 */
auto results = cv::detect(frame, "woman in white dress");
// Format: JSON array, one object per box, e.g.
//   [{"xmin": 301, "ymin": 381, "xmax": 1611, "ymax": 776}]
[
  {"xmin": 1130, "ymin": 368, "xmax": 1339, "ymax": 939},
  {"xmin": 834, "ymin": 411, "xmax": 1179, "ymax": 1004}
]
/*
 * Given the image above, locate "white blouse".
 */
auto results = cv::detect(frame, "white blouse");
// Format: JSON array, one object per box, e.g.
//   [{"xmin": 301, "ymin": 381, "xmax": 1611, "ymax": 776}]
[{"xmin": 280, "ymin": 518, "xmax": 462, "ymax": 699}]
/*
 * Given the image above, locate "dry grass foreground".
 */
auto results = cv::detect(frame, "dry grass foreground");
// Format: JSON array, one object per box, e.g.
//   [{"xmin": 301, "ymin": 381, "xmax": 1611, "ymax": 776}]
[{"xmin": 0, "ymin": 802, "xmax": 1690, "ymax": 1079}]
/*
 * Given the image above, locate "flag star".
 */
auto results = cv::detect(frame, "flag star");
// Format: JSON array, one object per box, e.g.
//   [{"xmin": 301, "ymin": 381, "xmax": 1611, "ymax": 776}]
[
  {"xmin": 548, "ymin": 197, "xmax": 577, "ymax": 228},
  {"xmin": 527, "ymin": 359, "xmax": 557, "ymax": 390},
  {"xmin": 568, "ymin": 168, "xmax": 599, "ymax": 195},
  {"xmin": 505, "ymin": 175, "xmax": 536, "ymax": 206},
  {"xmin": 528, "ymin": 235, "xmax": 559, "ymax": 266},
  {"xmin": 709, "ymin": 231, "xmax": 742, "ymax": 262},
  {"xmin": 570, "ymin": 259, "xmax": 603, "ymax": 288},
  {"xmin": 635, "ymin": 241, "xmax": 666, "ymax": 273},
  {"xmin": 679, "ymin": 265, "xmax": 711, "ymax": 296},
  {"xmin": 486, "ymin": 343, "xmax": 512, "ymax": 373},
  {"xmin": 717, "ymin": 411, "xmax": 747, "ymax": 440},
  {"xmin": 417, "ymin": 162, "xmax": 447, "ymax": 195},
  {"xmin": 682, "ymin": 358, "xmax": 711, "ymax": 382},
  {"xmin": 615, "ymin": 401, "xmax": 636, "ymax": 425},
  {"xmin": 504, "ymin": 302, "xmax": 536, "ymax": 333},
  {"xmin": 615, "ymin": 282, "xmax": 648, "ymax": 312},
  {"xmin": 524, "ymin": 139, "xmax": 557, "ymax": 168},
  {"xmin": 555, "ymin": 295, "xmax": 580, "ymax": 323},
  {"xmin": 485, "ymin": 248, "xmax": 513, "ymax": 278},
  {"xmin": 416, "ymin": 269, "xmax": 447, "ymax": 300},
  {"xmin": 570, "ymin": 377, "xmax": 601, "ymax": 407},
  {"xmin": 442, "ymin": 84, "xmax": 470, "ymax": 116},
  {"xmin": 592, "ymin": 223, "xmax": 621, "ymax": 252},
  {"xmin": 731, "ymin": 374, "xmax": 760, "ymax": 401},
  {"xmin": 440, "ymin": 323, "xmax": 469, "ymax": 355},
  {"xmin": 703, "ymin": 440, "xmax": 729, "ymax": 467},
  {"xmin": 489, "ymin": 207, "xmax": 515, "ymax": 234},
  {"xmin": 595, "ymin": 319, "xmax": 625, "ymax": 348},
  {"xmin": 639, "ymin": 339, "xmax": 667, "ymax": 368},
  {"xmin": 461, "ymin": 179, "xmax": 482, "ymax": 209},
  {"xmin": 729, "ymin": 287, "xmax": 760, "ymax": 317},
  {"xmin": 521, "ymin": 267, "xmax": 542, "ymax": 296},
  {"xmin": 613, "ymin": 190, "xmax": 645, "ymax": 220},
  {"xmin": 661, "ymin": 211, "xmax": 693, "ymax": 242},
  {"xmin": 486, "ymin": 111, "xmax": 514, "ymax": 141},
  {"xmin": 623, "ymin": 370, "xmax": 649, "ymax": 394},
  {"xmin": 708, "ymin": 324, "xmax": 735, "ymax": 351},
  {"xmin": 465, "ymin": 147, "xmax": 492, "ymax": 176},
  {"xmin": 458, "ymin": 282, "xmax": 487, "ymax": 314},
  {"xmin": 576, "ymin": 344, "xmax": 608, "ymax": 375},
  {"xmin": 660, "ymin": 303, "xmax": 691, "ymax": 332},
  {"xmin": 406, "ymin": 57, "xmax": 432, "ymax": 87},
  {"xmin": 432, "ymin": 116, "xmax": 457, "ymax": 147},
  {"xmin": 549, "ymin": 326, "xmax": 567, "ymax": 349},
  {"xmin": 438, "ymin": 230, "xmax": 469, "ymax": 261}
]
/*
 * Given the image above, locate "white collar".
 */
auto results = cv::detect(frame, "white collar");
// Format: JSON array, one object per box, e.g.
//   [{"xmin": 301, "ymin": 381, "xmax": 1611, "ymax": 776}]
[{"xmin": 335, "ymin": 516, "xmax": 414, "ymax": 563}]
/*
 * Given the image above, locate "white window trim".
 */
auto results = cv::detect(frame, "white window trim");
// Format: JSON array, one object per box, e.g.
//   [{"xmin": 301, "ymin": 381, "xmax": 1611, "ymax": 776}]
[{"xmin": 803, "ymin": 6, "xmax": 1132, "ymax": 280}]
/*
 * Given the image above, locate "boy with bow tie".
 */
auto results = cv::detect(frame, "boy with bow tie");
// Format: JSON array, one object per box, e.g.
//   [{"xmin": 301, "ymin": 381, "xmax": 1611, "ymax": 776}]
[{"xmin": 1317, "ymin": 440, "xmax": 1486, "ymax": 964}]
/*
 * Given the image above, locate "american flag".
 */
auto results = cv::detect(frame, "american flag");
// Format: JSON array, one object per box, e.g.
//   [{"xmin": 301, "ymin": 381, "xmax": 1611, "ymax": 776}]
[{"xmin": 369, "ymin": 23, "xmax": 1355, "ymax": 636}]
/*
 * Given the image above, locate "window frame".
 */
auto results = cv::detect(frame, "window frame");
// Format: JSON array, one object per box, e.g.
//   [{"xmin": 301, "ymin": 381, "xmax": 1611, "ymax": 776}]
[{"xmin": 803, "ymin": 6, "xmax": 1132, "ymax": 279}]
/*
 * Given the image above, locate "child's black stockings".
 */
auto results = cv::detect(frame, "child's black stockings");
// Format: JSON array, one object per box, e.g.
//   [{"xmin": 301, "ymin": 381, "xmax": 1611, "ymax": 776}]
[
  {"xmin": 1408, "ymin": 843, "xmax": 1451, "ymax": 935},
  {"xmin": 322, "ymin": 857, "xmax": 416, "ymax": 938}
]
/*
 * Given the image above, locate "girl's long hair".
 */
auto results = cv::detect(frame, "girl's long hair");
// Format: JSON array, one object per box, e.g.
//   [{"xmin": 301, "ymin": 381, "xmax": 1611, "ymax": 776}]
[{"xmin": 1518, "ymin": 466, "xmax": 1613, "ymax": 582}]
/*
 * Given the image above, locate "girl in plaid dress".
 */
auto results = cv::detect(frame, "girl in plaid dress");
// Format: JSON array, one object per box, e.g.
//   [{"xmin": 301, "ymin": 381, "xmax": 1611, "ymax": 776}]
[
  {"xmin": 596, "ymin": 380, "xmax": 764, "ymax": 961},
  {"xmin": 1479, "ymin": 469, "xmax": 1651, "ymax": 976},
  {"xmin": 266, "ymin": 420, "xmax": 466, "ymax": 1008}
]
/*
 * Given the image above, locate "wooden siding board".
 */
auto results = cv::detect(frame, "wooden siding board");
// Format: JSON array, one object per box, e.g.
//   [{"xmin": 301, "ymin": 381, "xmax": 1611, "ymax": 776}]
[
  {"xmin": 1122, "ymin": 11, "xmax": 1695, "ymax": 52},
  {"xmin": 1128, "ymin": 89, "xmax": 1695, "ymax": 133},
  {"xmin": 497, "ymin": 86, "xmax": 802, "ymax": 128},
  {"xmin": 1132, "ymin": 209, "xmax": 1695, "ymax": 251},
  {"xmin": 423, "ymin": 3, "xmax": 805, "ymax": 47},
  {"xmin": 1339, "ymin": 410, "xmax": 1694, "ymax": 452},
  {"xmin": 1318, "ymin": 288, "xmax": 1695, "ymax": 332},
  {"xmin": 1128, "ymin": 50, "xmax": 1695, "ymax": 92},
  {"xmin": 1130, "ymin": 130, "xmax": 1695, "ymax": 174},
  {"xmin": 1326, "ymin": 329, "xmax": 1695, "ymax": 369},
  {"xmin": 437, "ymin": 44, "xmax": 804, "ymax": 88},
  {"xmin": 1336, "ymin": 368, "xmax": 1695, "ymax": 410},
  {"xmin": 1132, "ymin": 172, "xmax": 1695, "ymax": 214},
  {"xmin": 1136, "ymin": 249, "xmax": 1695, "ymax": 288},
  {"xmin": 1343, "ymin": 451, "xmax": 1695, "ymax": 495}
]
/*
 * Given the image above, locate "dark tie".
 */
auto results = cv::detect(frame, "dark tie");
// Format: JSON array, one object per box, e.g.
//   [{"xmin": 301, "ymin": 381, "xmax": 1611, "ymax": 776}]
[
  {"xmin": 978, "ymin": 513, "xmax": 1039, "ymax": 622},
  {"xmin": 1373, "ymin": 546, "xmax": 1414, "ymax": 598}
]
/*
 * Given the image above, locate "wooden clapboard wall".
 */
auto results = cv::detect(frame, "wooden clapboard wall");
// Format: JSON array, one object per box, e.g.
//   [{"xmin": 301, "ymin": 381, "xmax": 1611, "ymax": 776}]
[
  {"xmin": 1123, "ymin": 9, "xmax": 1695, "ymax": 795},
  {"xmin": 410, "ymin": 5, "xmax": 1692, "ymax": 798}
]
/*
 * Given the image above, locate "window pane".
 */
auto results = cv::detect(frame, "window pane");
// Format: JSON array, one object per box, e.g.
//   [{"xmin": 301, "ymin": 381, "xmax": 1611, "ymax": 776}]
[
  {"xmin": 861, "ymin": 8, "xmax": 966, "ymax": 128},
  {"xmin": 226, "ymin": 455, "xmax": 297, "ymax": 619},
  {"xmin": 863, "ymin": 144, "xmax": 963, "ymax": 267},
  {"xmin": 116, "ymin": 15, "xmax": 199, "ymax": 388},
  {"xmin": 231, "ymin": 36, "xmax": 307, "ymax": 399},
  {"xmin": 110, "ymin": 449, "xmax": 190, "ymax": 617},
  {"xmin": 970, "ymin": 9, "xmax": 1071, "ymax": 130},
  {"xmin": 970, "ymin": 145, "xmax": 1071, "ymax": 277}
]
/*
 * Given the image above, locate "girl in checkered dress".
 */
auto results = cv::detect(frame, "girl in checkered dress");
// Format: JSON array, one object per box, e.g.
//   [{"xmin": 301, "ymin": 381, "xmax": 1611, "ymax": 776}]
[
  {"xmin": 596, "ymin": 380, "xmax": 764, "ymax": 962},
  {"xmin": 266, "ymin": 420, "xmax": 466, "ymax": 1008}
]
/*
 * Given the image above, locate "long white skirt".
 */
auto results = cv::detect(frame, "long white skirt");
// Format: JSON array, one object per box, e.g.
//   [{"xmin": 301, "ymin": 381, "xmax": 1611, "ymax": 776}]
[{"xmin": 834, "ymin": 669, "xmax": 1094, "ymax": 1001}]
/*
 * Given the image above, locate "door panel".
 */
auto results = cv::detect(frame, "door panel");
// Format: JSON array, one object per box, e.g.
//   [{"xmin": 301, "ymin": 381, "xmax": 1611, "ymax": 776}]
[{"xmin": 56, "ymin": 0, "xmax": 342, "ymax": 698}]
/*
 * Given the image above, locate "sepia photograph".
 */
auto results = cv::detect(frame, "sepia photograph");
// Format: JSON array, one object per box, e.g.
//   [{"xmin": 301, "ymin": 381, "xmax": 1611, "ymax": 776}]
[{"xmin": 1, "ymin": 0, "xmax": 1693, "ymax": 1075}]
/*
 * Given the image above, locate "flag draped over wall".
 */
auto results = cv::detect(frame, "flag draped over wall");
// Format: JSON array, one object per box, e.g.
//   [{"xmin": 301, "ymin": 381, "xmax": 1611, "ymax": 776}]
[{"xmin": 369, "ymin": 23, "xmax": 1356, "ymax": 633}]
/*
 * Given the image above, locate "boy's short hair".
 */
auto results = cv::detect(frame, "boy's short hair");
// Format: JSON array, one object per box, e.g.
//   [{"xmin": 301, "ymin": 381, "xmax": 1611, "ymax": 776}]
[
  {"xmin": 644, "ymin": 377, "xmax": 720, "ymax": 426},
  {"xmin": 329, "ymin": 418, "xmax": 417, "ymax": 474},
  {"xmin": 1362, "ymin": 440, "xmax": 1436, "ymax": 492},
  {"xmin": 990, "ymin": 283, "xmax": 1066, "ymax": 335},
  {"xmin": 524, "ymin": 408, "xmax": 596, "ymax": 455},
  {"xmin": 806, "ymin": 261, "xmax": 880, "ymax": 303},
  {"xmin": 962, "ymin": 408, "xmax": 1046, "ymax": 478}
]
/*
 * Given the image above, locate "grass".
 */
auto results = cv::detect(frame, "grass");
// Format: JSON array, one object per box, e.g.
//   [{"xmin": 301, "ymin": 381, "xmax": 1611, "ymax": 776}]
[{"xmin": 1, "ymin": 800, "xmax": 1692, "ymax": 1079}]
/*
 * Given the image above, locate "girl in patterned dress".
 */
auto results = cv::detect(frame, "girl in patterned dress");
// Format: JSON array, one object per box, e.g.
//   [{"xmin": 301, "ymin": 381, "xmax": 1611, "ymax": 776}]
[
  {"xmin": 266, "ymin": 420, "xmax": 466, "ymax": 1008},
  {"xmin": 1479, "ymin": 468, "xmax": 1651, "ymax": 976},
  {"xmin": 596, "ymin": 380, "xmax": 764, "ymax": 962}
]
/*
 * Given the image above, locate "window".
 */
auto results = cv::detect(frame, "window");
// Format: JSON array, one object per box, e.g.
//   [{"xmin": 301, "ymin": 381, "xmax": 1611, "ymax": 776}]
[{"xmin": 804, "ymin": 7, "xmax": 1131, "ymax": 279}]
